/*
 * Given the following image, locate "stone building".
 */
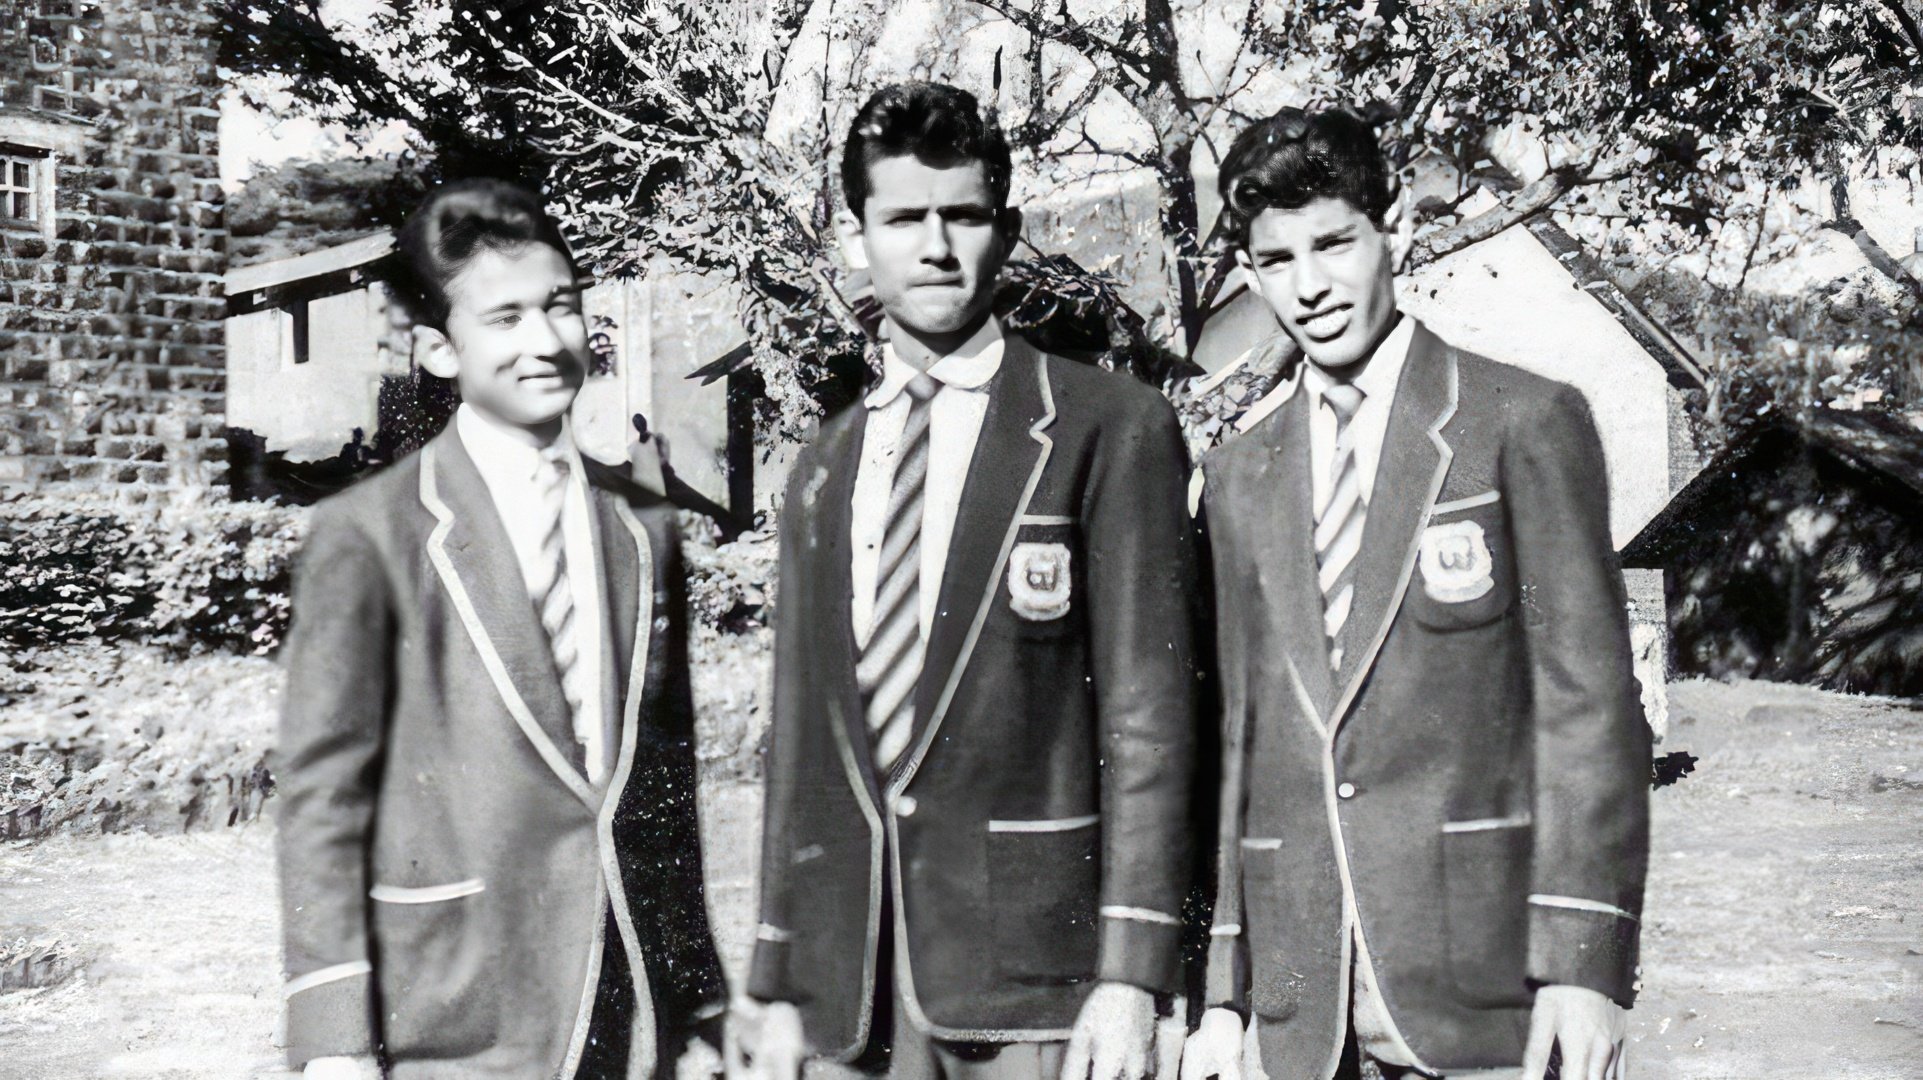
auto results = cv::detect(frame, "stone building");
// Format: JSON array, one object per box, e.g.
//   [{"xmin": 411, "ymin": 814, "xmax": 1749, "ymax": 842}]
[{"xmin": 0, "ymin": 0, "xmax": 225, "ymax": 488}]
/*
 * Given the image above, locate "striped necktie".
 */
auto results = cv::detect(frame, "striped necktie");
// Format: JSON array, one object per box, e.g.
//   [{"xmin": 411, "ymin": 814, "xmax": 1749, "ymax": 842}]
[
  {"xmin": 1315, "ymin": 382, "xmax": 1367, "ymax": 672},
  {"xmin": 532, "ymin": 444, "xmax": 596, "ymax": 774},
  {"xmin": 856, "ymin": 372, "xmax": 941, "ymax": 773}
]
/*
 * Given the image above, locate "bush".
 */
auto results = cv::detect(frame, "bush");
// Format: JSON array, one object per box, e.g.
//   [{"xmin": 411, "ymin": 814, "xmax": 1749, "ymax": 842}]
[
  {"xmin": 0, "ymin": 489, "xmax": 309, "ymax": 655},
  {"xmin": 681, "ymin": 516, "xmax": 776, "ymax": 780}
]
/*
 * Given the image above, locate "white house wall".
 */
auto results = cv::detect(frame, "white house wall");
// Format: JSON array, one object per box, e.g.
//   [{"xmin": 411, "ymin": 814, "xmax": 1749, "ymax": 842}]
[{"xmin": 1401, "ymin": 227, "xmax": 1673, "ymax": 549}]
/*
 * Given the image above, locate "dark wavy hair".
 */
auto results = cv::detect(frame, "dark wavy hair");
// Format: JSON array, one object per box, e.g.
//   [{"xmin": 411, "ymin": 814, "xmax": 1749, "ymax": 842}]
[
  {"xmin": 1217, "ymin": 107, "xmax": 1395, "ymax": 248},
  {"xmin": 391, "ymin": 178, "xmax": 580, "ymax": 330},
  {"xmin": 841, "ymin": 82, "xmax": 1012, "ymax": 220}
]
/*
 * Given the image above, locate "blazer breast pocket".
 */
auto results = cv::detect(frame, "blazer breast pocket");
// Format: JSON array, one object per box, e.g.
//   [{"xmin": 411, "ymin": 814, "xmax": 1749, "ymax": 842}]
[
  {"xmin": 995, "ymin": 517, "xmax": 1081, "ymax": 640},
  {"xmin": 1410, "ymin": 497, "xmax": 1514, "ymax": 632}
]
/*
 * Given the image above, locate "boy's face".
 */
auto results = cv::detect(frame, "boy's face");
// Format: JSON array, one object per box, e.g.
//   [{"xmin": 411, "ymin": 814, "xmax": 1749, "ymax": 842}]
[
  {"xmin": 844, "ymin": 154, "xmax": 1017, "ymax": 343},
  {"xmin": 418, "ymin": 241, "xmax": 588, "ymax": 434},
  {"xmin": 1238, "ymin": 195, "xmax": 1407, "ymax": 373}
]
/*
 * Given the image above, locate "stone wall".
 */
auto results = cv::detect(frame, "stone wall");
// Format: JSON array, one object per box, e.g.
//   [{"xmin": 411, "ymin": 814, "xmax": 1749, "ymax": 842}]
[{"xmin": 0, "ymin": 0, "xmax": 226, "ymax": 490}]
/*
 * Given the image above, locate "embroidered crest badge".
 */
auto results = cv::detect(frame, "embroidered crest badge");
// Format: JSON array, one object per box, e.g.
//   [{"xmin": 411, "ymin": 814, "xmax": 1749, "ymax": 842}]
[
  {"xmin": 1418, "ymin": 520, "xmax": 1495, "ymax": 603},
  {"xmin": 1008, "ymin": 542, "xmax": 1072, "ymax": 621}
]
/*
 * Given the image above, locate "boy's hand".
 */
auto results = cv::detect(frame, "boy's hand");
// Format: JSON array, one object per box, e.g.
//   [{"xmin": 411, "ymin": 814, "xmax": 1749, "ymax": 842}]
[
  {"xmin": 1180, "ymin": 1007, "xmax": 1244, "ymax": 1080},
  {"xmin": 1522, "ymin": 984, "xmax": 1628, "ymax": 1080},
  {"xmin": 730, "ymin": 997, "xmax": 806, "ymax": 1080},
  {"xmin": 303, "ymin": 1056, "xmax": 382, "ymax": 1080},
  {"xmin": 1060, "ymin": 982, "xmax": 1156, "ymax": 1080}
]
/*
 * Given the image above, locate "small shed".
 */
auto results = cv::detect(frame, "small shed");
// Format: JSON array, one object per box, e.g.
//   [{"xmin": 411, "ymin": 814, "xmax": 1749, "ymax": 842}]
[{"xmin": 1623, "ymin": 408, "xmax": 1923, "ymax": 698}]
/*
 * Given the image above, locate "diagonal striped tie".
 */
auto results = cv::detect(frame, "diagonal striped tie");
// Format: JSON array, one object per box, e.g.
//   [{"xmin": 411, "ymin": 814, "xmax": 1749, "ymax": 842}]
[
  {"xmin": 531, "ymin": 444, "xmax": 596, "ymax": 773},
  {"xmin": 1315, "ymin": 382, "xmax": 1367, "ymax": 672},
  {"xmin": 856, "ymin": 373, "xmax": 941, "ymax": 772}
]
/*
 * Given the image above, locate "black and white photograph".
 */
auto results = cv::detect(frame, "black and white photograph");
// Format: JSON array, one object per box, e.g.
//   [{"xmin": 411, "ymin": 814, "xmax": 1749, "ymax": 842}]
[{"xmin": 1, "ymin": 1, "xmax": 1920, "ymax": 1078}]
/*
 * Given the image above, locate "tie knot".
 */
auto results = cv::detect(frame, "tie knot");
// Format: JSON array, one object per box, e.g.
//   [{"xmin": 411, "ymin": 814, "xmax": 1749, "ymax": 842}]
[
  {"xmin": 904, "ymin": 372, "xmax": 941, "ymax": 403},
  {"xmin": 1322, "ymin": 382, "xmax": 1365, "ymax": 423}
]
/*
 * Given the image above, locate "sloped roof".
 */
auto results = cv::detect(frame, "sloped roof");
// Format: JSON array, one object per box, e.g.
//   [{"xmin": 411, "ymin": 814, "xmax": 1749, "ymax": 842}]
[{"xmin": 1623, "ymin": 408, "xmax": 1923, "ymax": 566}]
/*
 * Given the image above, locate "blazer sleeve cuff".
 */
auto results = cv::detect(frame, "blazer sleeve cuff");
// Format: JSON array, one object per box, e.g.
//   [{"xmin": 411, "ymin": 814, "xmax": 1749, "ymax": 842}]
[
  {"xmin": 1526, "ymin": 895, "xmax": 1641, "ymax": 1006},
  {"xmin": 281, "ymin": 962, "xmax": 376, "ymax": 1066},
  {"xmin": 1095, "ymin": 907, "xmax": 1183, "ymax": 993},
  {"xmin": 747, "ymin": 927, "xmax": 803, "ymax": 1003}
]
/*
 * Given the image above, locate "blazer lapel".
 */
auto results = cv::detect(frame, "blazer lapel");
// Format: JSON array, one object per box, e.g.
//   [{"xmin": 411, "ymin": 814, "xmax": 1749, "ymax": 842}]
[
  {"xmin": 593, "ymin": 483, "xmax": 640, "ymax": 743},
  {"xmin": 895, "ymin": 337, "xmax": 1055, "ymax": 792},
  {"xmin": 811, "ymin": 410, "xmax": 883, "ymax": 804},
  {"xmin": 1329, "ymin": 325, "xmax": 1458, "ymax": 731},
  {"xmin": 420, "ymin": 430, "xmax": 594, "ymax": 804},
  {"xmin": 1254, "ymin": 386, "xmax": 1338, "ymax": 718}
]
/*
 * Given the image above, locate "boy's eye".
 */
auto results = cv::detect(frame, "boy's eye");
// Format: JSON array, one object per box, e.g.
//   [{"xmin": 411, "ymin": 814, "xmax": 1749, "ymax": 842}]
[
  {"xmin": 1317, "ymin": 236, "xmax": 1352, "ymax": 252},
  {"xmin": 1259, "ymin": 252, "xmax": 1293, "ymax": 267},
  {"xmin": 491, "ymin": 313, "xmax": 522, "ymax": 328}
]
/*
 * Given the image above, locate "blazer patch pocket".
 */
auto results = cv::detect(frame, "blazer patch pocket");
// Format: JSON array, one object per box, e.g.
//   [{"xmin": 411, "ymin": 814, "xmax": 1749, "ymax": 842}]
[
  {"xmin": 1440, "ymin": 820, "xmax": 1534, "ymax": 1007},
  {"xmin": 987, "ymin": 815, "xmax": 1100, "ymax": 983},
  {"xmin": 1412, "ymin": 504, "xmax": 1513, "ymax": 631}
]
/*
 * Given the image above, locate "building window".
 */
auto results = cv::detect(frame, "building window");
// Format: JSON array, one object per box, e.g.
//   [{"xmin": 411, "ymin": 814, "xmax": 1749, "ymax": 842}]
[{"xmin": 0, "ymin": 145, "xmax": 50, "ymax": 232}]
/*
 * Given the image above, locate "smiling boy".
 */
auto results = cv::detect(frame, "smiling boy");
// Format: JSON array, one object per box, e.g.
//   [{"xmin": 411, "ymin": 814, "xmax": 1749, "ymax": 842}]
[
  {"xmin": 274, "ymin": 180, "xmax": 724, "ymax": 1079},
  {"xmin": 739, "ymin": 83, "xmax": 1202, "ymax": 1080},
  {"xmin": 1180, "ymin": 108, "xmax": 1650, "ymax": 1080}
]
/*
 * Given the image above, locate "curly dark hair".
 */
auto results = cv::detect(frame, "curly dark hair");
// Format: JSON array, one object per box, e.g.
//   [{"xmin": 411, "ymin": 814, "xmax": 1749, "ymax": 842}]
[
  {"xmin": 1217, "ymin": 107, "xmax": 1395, "ymax": 248},
  {"xmin": 391, "ymin": 178, "xmax": 580, "ymax": 330},
  {"xmin": 840, "ymin": 82, "xmax": 1012, "ymax": 220}
]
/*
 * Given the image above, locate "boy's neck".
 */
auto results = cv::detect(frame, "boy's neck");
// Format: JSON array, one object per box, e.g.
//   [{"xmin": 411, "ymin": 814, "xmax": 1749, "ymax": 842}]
[
  {"xmin": 885, "ymin": 310, "xmax": 993, "ymax": 372},
  {"xmin": 462, "ymin": 401, "xmax": 565, "ymax": 450}
]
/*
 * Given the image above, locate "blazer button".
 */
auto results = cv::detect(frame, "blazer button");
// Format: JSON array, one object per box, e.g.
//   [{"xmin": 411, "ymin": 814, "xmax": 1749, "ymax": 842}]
[
  {"xmin": 1336, "ymin": 782, "xmax": 1357, "ymax": 800},
  {"xmin": 895, "ymin": 795, "xmax": 918, "ymax": 817}
]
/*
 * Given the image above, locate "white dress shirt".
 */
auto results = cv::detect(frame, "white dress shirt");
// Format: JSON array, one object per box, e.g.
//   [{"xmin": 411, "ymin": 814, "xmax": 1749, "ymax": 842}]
[
  {"xmin": 850, "ymin": 316, "xmax": 1004, "ymax": 647},
  {"xmin": 455, "ymin": 404, "xmax": 610, "ymax": 781}
]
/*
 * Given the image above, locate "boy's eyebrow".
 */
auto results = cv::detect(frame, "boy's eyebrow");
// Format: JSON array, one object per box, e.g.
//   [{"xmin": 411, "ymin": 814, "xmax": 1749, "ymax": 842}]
[
  {"xmin": 475, "ymin": 282, "xmax": 588, "ymax": 318},
  {"xmin": 1315, "ymin": 225, "xmax": 1357, "ymax": 244}
]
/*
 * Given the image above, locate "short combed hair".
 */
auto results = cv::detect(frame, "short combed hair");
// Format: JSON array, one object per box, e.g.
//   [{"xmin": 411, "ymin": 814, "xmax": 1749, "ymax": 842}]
[
  {"xmin": 392, "ymin": 178, "xmax": 579, "ymax": 330},
  {"xmin": 1217, "ymin": 107, "xmax": 1395, "ymax": 248},
  {"xmin": 841, "ymin": 82, "xmax": 1012, "ymax": 220}
]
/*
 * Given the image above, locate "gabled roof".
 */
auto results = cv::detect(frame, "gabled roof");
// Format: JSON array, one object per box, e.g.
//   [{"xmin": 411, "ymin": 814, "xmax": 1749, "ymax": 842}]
[{"xmin": 1623, "ymin": 408, "xmax": 1923, "ymax": 566}]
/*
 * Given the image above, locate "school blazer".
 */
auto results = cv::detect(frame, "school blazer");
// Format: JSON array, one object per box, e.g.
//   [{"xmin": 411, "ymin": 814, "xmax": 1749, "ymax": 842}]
[
  {"xmin": 1199, "ymin": 324, "xmax": 1651, "ymax": 1079},
  {"xmin": 273, "ymin": 426, "xmax": 725, "ymax": 1077},
  {"xmin": 748, "ymin": 335, "xmax": 1203, "ymax": 1057}
]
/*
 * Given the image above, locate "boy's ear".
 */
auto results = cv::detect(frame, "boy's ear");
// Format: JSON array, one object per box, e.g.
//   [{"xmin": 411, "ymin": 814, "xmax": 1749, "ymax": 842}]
[
  {"xmin": 413, "ymin": 325, "xmax": 460, "ymax": 381},
  {"xmin": 834, "ymin": 208, "xmax": 869, "ymax": 271},
  {"xmin": 1386, "ymin": 182, "xmax": 1416, "ymax": 272},
  {"xmin": 997, "ymin": 206, "xmax": 1024, "ymax": 249}
]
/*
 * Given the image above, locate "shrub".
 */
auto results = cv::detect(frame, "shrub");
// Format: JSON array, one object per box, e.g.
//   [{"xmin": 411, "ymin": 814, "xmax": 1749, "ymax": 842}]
[{"xmin": 0, "ymin": 489, "xmax": 309, "ymax": 655}]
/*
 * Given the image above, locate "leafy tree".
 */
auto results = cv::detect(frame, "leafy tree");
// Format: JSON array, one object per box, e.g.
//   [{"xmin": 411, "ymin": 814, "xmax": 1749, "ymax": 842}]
[{"xmin": 222, "ymin": 0, "xmax": 1923, "ymax": 446}]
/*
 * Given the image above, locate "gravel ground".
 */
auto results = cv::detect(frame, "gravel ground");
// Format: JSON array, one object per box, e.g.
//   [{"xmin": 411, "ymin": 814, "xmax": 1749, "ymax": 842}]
[{"xmin": 2, "ymin": 678, "xmax": 1919, "ymax": 1078}]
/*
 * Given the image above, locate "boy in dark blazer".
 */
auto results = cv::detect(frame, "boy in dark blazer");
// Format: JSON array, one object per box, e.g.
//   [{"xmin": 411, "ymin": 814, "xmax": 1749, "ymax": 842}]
[
  {"xmin": 1180, "ymin": 110, "xmax": 1650, "ymax": 1080},
  {"xmin": 274, "ymin": 180, "xmax": 725, "ymax": 1079},
  {"xmin": 738, "ymin": 83, "xmax": 1202, "ymax": 1080}
]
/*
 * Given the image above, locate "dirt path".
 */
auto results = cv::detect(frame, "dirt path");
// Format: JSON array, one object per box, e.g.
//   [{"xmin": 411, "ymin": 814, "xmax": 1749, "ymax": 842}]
[
  {"xmin": 1626, "ymin": 680, "xmax": 1923, "ymax": 1078},
  {"xmin": 2, "ymin": 680, "xmax": 1918, "ymax": 1078}
]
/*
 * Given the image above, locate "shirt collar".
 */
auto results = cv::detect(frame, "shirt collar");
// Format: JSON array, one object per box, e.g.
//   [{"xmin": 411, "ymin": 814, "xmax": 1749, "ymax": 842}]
[
  {"xmin": 867, "ymin": 316, "xmax": 1005, "ymax": 409},
  {"xmin": 455, "ymin": 402, "xmax": 581, "ymax": 483},
  {"xmin": 1235, "ymin": 314, "xmax": 1420, "ymax": 433}
]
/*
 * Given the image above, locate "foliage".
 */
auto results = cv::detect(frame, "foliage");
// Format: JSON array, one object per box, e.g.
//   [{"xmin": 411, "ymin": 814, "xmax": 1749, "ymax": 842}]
[
  {"xmin": 0, "ymin": 645, "xmax": 279, "ymax": 839},
  {"xmin": 220, "ymin": 0, "xmax": 1922, "ymax": 447},
  {"xmin": 1628, "ymin": 263, "xmax": 1923, "ymax": 452},
  {"xmin": 0, "ymin": 491, "xmax": 309, "ymax": 655}
]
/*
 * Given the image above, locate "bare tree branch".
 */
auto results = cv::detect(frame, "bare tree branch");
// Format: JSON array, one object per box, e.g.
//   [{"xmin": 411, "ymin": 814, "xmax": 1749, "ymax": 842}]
[
  {"xmin": 1413, "ymin": 170, "xmax": 1573, "ymax": 265},
  {"xmin": 1878, "ymin": 0, "xmax": 1923, "ymax": 58},
  {"xmin": 972, "ymin": 0, "xmax": 1155, "ymax": 83},
  {"xmin": 1827, "ymin": 176, "xmax": 1923, "ymax": 306}
]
